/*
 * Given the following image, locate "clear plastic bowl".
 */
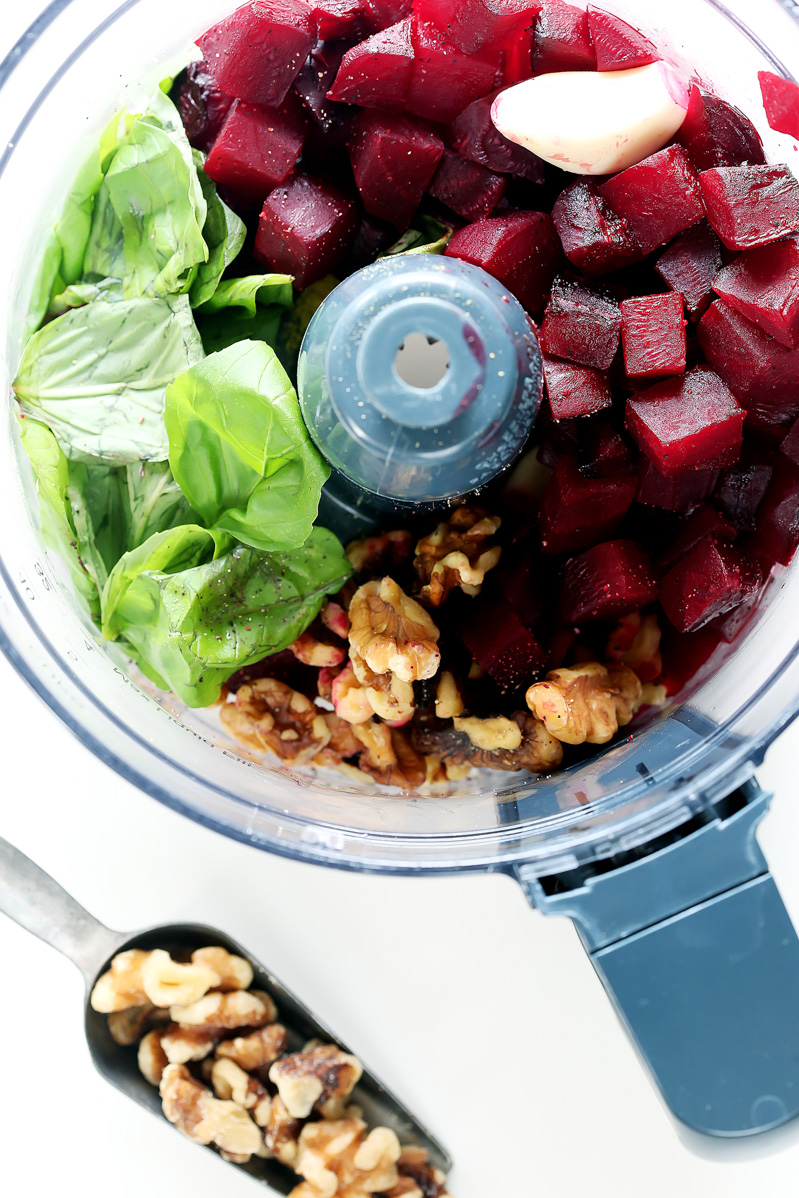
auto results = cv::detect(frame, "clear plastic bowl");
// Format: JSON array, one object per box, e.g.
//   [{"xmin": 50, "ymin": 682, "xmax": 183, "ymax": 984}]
[{"xmin": 1, "ymin": 0, "xmax": 799, "ymax": 886}]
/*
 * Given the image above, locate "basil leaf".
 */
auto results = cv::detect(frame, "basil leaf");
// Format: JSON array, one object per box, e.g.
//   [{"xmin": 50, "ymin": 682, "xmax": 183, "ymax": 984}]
[
  {"xmin": 382, "ymin": 215, "xmax": 453, "ymax": 257},
  {"xmin": 102, "ymin": 525, "xmax": 351, "ymax": 707},
  {"xmin": 197, "ymin": 304, "xmax": 286, "ymax": 356},
  {"xmin": 189, "ymin": 159, "xmax": 247, "ymax": 309},
  {"xmin": 194, "ymin": 273, "xmax": 293, "ymax": 318},
  {"xmin": 194, "ymin": 273, "xmax": 293, "ymax": 356},
  {"xmin": 124, "ymin": 460, "xmax": 198, "ymax": 548},
  {"xmin": 165, "ymin": 341, "xmax": 329, "ymax": 553},
  {"xmin": 14, "ymin": 294, "xmax": 205, "ymax": 464}
]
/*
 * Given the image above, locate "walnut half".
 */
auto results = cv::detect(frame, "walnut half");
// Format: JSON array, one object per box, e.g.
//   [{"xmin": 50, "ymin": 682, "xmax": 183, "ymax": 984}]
[
  {"xmin": 160, "ymin": 1064, "xmax": 264, "ymax": 1160},
  {"xmin": 526, "ymin": 662, "xmax": 643, "ymax": 745},
  {"xmin": 220, "ymin": 679, "xmax": 331, "ymax": 765},
  {"xmin": 414, "ymin": 505, "xmax": 502, "ymax": 606},
  {"xmin": 348, "ymin": 578, "xmax": 441, "ymax": 684},
  {"xmin": 270, "ymin": 1044, "xmax": 363, "ymax": 1120}
]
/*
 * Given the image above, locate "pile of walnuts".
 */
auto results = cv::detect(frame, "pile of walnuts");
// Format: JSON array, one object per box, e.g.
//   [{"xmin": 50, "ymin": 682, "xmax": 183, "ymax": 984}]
[{"xmin": 92, "ymin": 945, "xmax": 450, "ymax": 1198}]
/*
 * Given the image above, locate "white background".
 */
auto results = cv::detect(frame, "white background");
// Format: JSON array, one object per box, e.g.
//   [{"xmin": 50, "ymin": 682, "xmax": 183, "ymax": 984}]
[{"xmin": 4, "ymin": 3, "xmax": 799, "ymax": 1196}]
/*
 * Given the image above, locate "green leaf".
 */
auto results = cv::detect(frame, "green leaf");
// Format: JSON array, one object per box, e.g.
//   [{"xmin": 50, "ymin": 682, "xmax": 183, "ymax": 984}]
[
  {"xmin": 48, "ymin": 277, "xmax": 123, "ymax": 317},
  {"xmin": 194, "ymin": 272, "xmax": 293, "ymax": 357},
  {"xmin": 101, "ymin": 525, "xmax": 351, "ymax": 706},
  {"xmin": 84, "ymin": 89, "xmax": 209, "ymax": 299},
  {"xmin": 194, "ymin": 273, "xmax": 293, "ymax": 318},
  {"xmin": 123, "ymin": 460, "xmax": 198, "ymax": 548},
  {"xmin": 189, "ymin": 160, "xmax": 247, "ymax": 309},
  {"xmin": 382, "ymin": 215, "xmax": 453, "ymax": 258},
  {"xmin": 165, "ymin": 341, "xmax": 329, "ymax": 553},
  {"xmin": 18, "ymin": 417, "xmax": 99, "ymax": 616},
  {"xmin": 14, "ymin": 294, "xmax": 205, "ymax": 464},
  {"xmin": 197, "ymin": 304, "xmax": 286, "ymax": 356}
]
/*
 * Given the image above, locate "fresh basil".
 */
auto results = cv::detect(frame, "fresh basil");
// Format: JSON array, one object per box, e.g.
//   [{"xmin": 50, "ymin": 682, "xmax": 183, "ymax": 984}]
[{"xmin": 189, "ymin": 159, "xmax": 247, "ymax": 309}]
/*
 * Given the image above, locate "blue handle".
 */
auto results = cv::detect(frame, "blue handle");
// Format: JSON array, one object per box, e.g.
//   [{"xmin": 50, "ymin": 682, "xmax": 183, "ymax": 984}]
[{"xmin": 516, "ymin": 781, "xmax": 799, "ymax": 1137}]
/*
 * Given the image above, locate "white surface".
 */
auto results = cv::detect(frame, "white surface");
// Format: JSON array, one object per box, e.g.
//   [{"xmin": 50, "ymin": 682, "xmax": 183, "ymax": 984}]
[{"xmin": 4, "ymin": 3, "xmax": 799, "ymax": 1196}]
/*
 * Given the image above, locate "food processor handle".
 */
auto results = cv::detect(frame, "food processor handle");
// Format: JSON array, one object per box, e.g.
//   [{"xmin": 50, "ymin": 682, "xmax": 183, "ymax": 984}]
[
  {"xmin": 515, "ymin": 780, "xmax": 799, "ymax": 1137},
  {"xmin": 0, "ymin": 837, "xmax": 121, "ymax": 983}
]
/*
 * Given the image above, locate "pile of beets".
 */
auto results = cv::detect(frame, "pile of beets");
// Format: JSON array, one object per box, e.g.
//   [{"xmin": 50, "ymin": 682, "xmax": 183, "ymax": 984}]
[{"xmin": 176, "ymin": 0, "xmax": 799, "ymax": 700}]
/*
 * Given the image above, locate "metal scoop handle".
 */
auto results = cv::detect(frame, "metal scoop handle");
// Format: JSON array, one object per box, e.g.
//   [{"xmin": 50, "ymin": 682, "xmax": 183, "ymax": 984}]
[{"xmin": 0, "ymin": 836, "xmax": 121, "ymax": 983}]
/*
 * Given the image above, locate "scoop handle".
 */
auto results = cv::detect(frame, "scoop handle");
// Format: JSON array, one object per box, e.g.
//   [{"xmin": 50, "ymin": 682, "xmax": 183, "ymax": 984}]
[{"xmin": 0, "ymin": 837, "xmax": 121, "ymax": 983}]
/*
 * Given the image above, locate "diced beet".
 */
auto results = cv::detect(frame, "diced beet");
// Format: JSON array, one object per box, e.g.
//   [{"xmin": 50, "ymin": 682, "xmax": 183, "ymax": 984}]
[
  {"xmin": 445, "ymin": 211, "xmax": 562, "ymax": 315},
  {"xmin": 205, "ymin": 98, "xmax": 307, "ymax": 201},
  {"xmin": 599, "ymin": 146, "xmax": 705, "ymax": 256},
  {"xmin": 533, "ymin": 0, "xmax": 596, "ymax": 73},
  {"xmin": 349, "ymin": 111, "xmax": 444, "ymax": 228},
  {"xmin": 710, "ymin": 582, "xmax": 764, "ymax": 644},
  {"xmin": 406, "ymin": 16, "xmax": 497, "ymax": 123},
  {"xmin": 493, "ymin": 546, "xmax": 546, "ymax": 629},
  {"xmin": 362, "ymin": 0, "xmax": 412, "ymax": 28},
  {"xmin": 626, "ymin": 368, "xmax": 744, "ymax": 476},
  {"xmin": 543, "ymin": 356, "xmax": 611, "ymax": 421},
  {"xmin": 698, "ymin": 299, "xmax": 799, "ymax": 439},
  {"xmin": 176, "ymin": 60, "xmax": 235, "ymax": 154},
  {"xmin": 586, "ymin": 6, "xmax": 658, "ymax": 71},
  {"xmin": 715, "ymin": 460, "xmax": 773, "ymax": 529},
  {"xmin": 658, "ymin": 622, "xmax": 722, "ymax": 695},
  {"xmin": 428, "ymin": 150, "xmax": 506, "ymax": 221},
  {"xmin": 413, "ymin": 0, "xmax": 541, "ymax": 57},
  {"xmin": 539, "ymin": 456, "xmax": 637, "ymax": 554},
  {"xmin": 780, "ymin": 417, "xmax": 799, "ymax": 471},
  {"xmin": 551, "ymin": 179, "xmax": 640, "ymax": 278},
  {"xmin": 451, "ymin": 91, "xmax": 545, "ymax": 183},
  {"xmin": 341, "ymin": 211, "xmax": 395, "ymax": 273},
  {"xmin": 655, "ymin": 221, "xmax": 722, "ymax": 320},
  {"xmin": 755, "ymin": 461, "xmax": 799, "ymax": 567},
  {"xmin": 328, "ymin": 18, "xmax": 414, "ymax": 108},
  {"xmin": 656, "ymin": 504, "xmax": 737, "ymax": 573},
  {"xmin": 500, "ymin": 24, "xmax": 535, "ymax": 84},
  {"xmin": 677, "ymin": 85, "xmax": 765, "ymax": 171},
  {"xmin": 712, "ymin": 238, "xmax": 799, "ymax": 348},
  {"xmin": 461, "ymin": 591, "xmax": 549, "ymax": 691},
  {"xmin": 620, "ymin": 293, "xmax": 686, "ymax": 380},
  {"xmin": 540, "ymin": 277, "xmax": 621, "ymax": 371},
  {"xmin": 293, "ymin": 40, "xmax": 353, "ymax": 133},
  {"xmin": 698, "ymin": 164, "xmax": 799, "ymax": 251},
  {"xmin": 199, "ymin": 0, "xmax": 316, "ymax": 108},
  {"xmin": 579, "ymin": 421, "xmax": 633, "ymax": 478},
  {"xmin": 759, "ymin": 71, "xmax": 799, "ymax": 140},
  {"xmin": 312, "ymin": 0, "xmax": 369, "ymax": 37},
  {"xmin": 561, "ymin": 539, "xmax": 658, "ymax": 624},
  {"xmin": 255, "ymin": 173, "xmax": 358, "ymax": 288},
  {"xmin": 661, "ymin": 539, "xmax": 758, "ymax": 632},
  {"xmin": 636, "ymin": 458, "xmax": 719, "ymax": 513}
]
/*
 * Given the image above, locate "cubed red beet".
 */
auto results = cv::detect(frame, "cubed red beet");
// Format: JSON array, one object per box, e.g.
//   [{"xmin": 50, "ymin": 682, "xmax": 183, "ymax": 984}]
[
  {"xmin": 656, "ymin": 504, "xmax": 737, "ymax": 573},
  {"xmin": 328, "ymin": 18, "xmax": 414, "ymax": 108},
  {"xmin": 428, "ymin": 150, "xmax": 506, "ymax": 221},
  {"xmin": 715, "ymin": 460, "xmax": 773, "ymax": 529},
  {"xmin": 413, "ymin": 0, "xmax": 541, "ymax": 57},
  {"xmin": 599, "ymin": 146, "xmax": 705, "ymax": 257},
  {"xmin": 199, "ymin": 0, "xmax": 316, "ymax": 108},
  {"xmin": 579, "ymin": 421, "xmax": 633, "ymax": 478},
  {"xmin": 677, "ymin": 84, "xmax": 765, "ymax": 171},
  {"xmin": 349, "ymin": 110, "xmax": 443, "ymax": 228},
  {"xmin": 620, "ymin": 293, "xmax": 686, "ymax": 380},
  {"xmin": 461, "ymin": 591, "xmax": 549, "ymax": 691},
  {"xmin": 445, "ymin": 211, "xmax": 562, "ymax": 315},
  {"xmin": 533, "ymin": 0, "xmax": 596, "ymax": 73},
  {"xmin": 500, "ymin": 24, "xmax": 536, "ymax": 84},
  {"xmin": 177, "ymin": 61, "xmax": 235, "ymax": 154},
  {"xmin": 586, "ymin": 6, "xmax": 658, "ymax": 71},
  {"xmin": 655, "ymin": 221, "xmax": 722, "ymax": 320},
  {"xmin": 540, "ymin": 277, "xmax": 621, "ymax": 370},
  {"xmin": 539, "ymin": 455, "xmax": 637, "ymax": 554},
  {"xmin": 406, "ymin": 16, "xmax": 498, "ymax": 123},
  {"xmin": 755, "ymin": 464, "xmax": 799, "ymax": 567},
  {"xmin": 759, "ymin": 71, "xmax": 799, "ymax": 140},
  {"xmin": 710, "ymin": 583, "xmax": 764, "ymax": 644},
  {"xmin": 341, "ymin": 211, "xmax": 395, "ymax": 273},
  {"xmin": 551, "ymin": 179, "xmax": 640, "ymax": 279},
  {"xmin": 543, "ymin": 356, "xmax": 612, "ymax": 421},
  {"xmin": 451, "ymin": 90, "xmax": 545, "ymax": 183},
  {"xmin": 362, "ymin": 0, "xmax": 412, "ymax": 28},
  {"xmin": 661, "ymin": 539, "xmax": 758, "ymax": 632},
  {"xmin": 561, "ymin": 539, "xmax": 658, "ymax": 624},
  {"xmin": 493, "ymin": 545, "xmax": 546, "ymax": 628},
  {"xmin": 712, "ymin": 238, "xmax": 799, "ymax": 348},
  {"xmin": 293, "ymin": 40, "xmax": 354, "ymax": 133},
  {"xmin": 698, "ymin": 299, "xmax": 799, "ymax": 439},
  {"xmin": 780, "ymin": 417, "xmax": 799, "ymax": 470},
  {"xmin": 626, "ymin": 368, "xmax": 744, "ymax": 476},
  {"xmin": 312, "ymin": 0, "xmax": 368, "ymax": 36},
  {"xmin": 636, "ymin": 459, "xmax": 719, "ymax": 512},
  {"xmin": 255, "ymin": 173, "xmax": 358, "ymax": 288},
  {"xmin": 699, "ymin": 164, "xmax": 799, "ymax": 251},
  {"xmin": 205, "ymin": 98, "xmax": 307, "ymax": 201}
]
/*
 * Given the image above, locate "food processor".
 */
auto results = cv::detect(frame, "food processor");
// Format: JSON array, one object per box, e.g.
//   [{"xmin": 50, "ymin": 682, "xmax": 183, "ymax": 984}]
[{"xmin": 3, "ymin": 0, "xmax": 799, "ymax": 1143}]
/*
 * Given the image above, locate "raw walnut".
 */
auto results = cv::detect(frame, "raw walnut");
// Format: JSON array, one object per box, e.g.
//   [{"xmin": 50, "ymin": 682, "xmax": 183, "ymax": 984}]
[
  {"xmin": 526, "ymin": 663, "xmax": 643, "ymax": 746},
  {"xmin": 216, "ymin": 1024, "xmax": 288, "ymax": 1072},
  {"xmin": 270, "ymin": 1044, "xmax": 363, "ymax": 1119},
  {"xmin": 387, "ymin": 1148, "xmax": 451, "ymax": 1198},
  {"xmin": 107, "ymin": 1003, "xmax": 169, "ymax": 1047},
  {"xmin": 414, "ymin": 506, "xmax": 502, "ymax": 606},
  {"xmin": 170, "ymin": 989, "xmax": 277, "ymax": 1030},
  {"xmin": 191, "ymin": 947, "xmax": 254, "ymax": 992},
  {"xmin": 138, "ymin": 1029, "xmax": 169, "ymax": 1086},
  {"xmin": 413, "ymin": 711, "xmax": 563, "ymax": 774},
  {"xmin": 353, "ymin": 722, "xmax": 427, "ymax": 790},
  {"xmin": 348, "ymin": 579, "xmax": 441, "ymax": 684},
  {"xmin": 265, "ymin": 1094, "xmax": 304, "ymax": 1167},
  {"xmin": 346, "ymin": 530, "xmax": 413, "ymax": 575},
  {"xmin": 290, "ymin": 628, "xmax": 348, "ymax": 668},
  {"xmin": 211, "ymin": 1058, "xmax": 272, "ymax": 1127},
  {"xmin": 91, "ymin": 948, "xmax": 218, "ymax": 1013},
  {"xmin": 331, "ymin": 663, "xmax": 374, "ymax": 726},
  {"xmin": 290, "ymin": 1119, "xmax": 401, "ymax": 1198},
  {"xmin": 161, "ymin": 1024, "xmax": 219, "ymax": 1065},
  {"xmin": 160, "ymin": 1063, "xmax": 264, "ymax": 1160},
  {"xmin": 350, "ymin": 650, "xmax": 416, "ymax": 726},
  {"xmin": 90, "ymin": 949, "xmax": 150, "ymax": 1013},
  {"xmin": 315, "ymin": 712, "xmax": 365, "ymax": 771},
  {"xmin": 220, "ymin": 679, "xmax": 332, "ymax": 765},
  {"xmin": 606, "ymin": 612, "xmax": 663, "ymax": 683},
  {"xmin": 435, "ymin": 672, "xmax": 463, "ymax": 721}
]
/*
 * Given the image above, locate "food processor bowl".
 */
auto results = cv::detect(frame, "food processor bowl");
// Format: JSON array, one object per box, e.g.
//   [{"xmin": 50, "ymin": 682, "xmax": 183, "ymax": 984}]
[{"xmin": 4, "ymin": 0, "xmax": 799, "ymax": 1141}]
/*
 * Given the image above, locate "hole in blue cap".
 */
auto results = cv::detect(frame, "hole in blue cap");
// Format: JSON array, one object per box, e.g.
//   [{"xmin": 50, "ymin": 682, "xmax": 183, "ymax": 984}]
[{"xmin": 394, "ymin": 332, "xmax": 450, "ymax": 390}]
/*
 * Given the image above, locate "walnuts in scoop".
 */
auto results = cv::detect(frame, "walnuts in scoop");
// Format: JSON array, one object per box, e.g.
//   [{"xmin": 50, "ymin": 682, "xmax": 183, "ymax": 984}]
[
  {"xmin": 289, "ymin": 1118, "xmax": 401, "ymax": 1198},
  {"xmin": 414, "ymin": 506, "xmax": 502, "ymax": 606},
  {"xmin": 160, "ymin": 1063, "xmax": 264, "ymax": 1159},
  {"xmin": 348, "ymin": 578, "xmax": 441, "ymax": 684},
  {"xmin": 91, "ymin": 946, "xmax": 250, "ymax": 1013},
  {"xmin": 526, "ymin": 663, "xmax": 643, "ymax": 745},
  {"xmin": 270, "ymin": 1044, "xmax": 363, "ymax": 1120}
]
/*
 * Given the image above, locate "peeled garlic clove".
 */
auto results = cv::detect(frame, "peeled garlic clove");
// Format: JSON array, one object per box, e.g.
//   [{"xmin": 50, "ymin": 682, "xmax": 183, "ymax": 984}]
[{"xmin": 491, "ymin": 62, "xmax": 690, "ymax": 176}]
